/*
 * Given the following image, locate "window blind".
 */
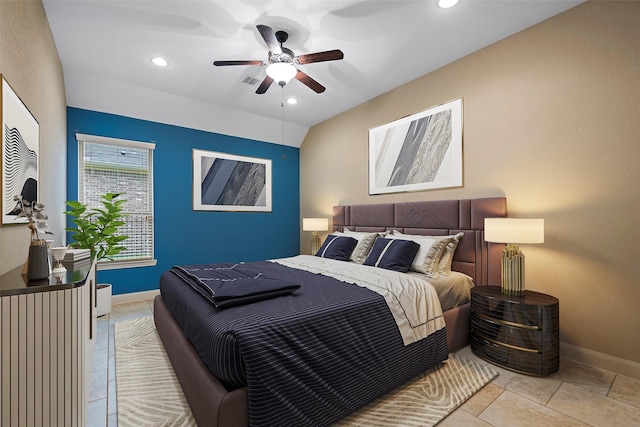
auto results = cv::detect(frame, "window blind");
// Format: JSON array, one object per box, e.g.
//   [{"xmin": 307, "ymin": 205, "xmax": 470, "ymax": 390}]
[{"xmin": 76, "ymin": 134, "xmax": 155, "ymax": 264}]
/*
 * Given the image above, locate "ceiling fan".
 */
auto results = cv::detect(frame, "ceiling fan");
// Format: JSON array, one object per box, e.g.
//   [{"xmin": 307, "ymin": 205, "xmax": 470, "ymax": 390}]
[{"xmin": 213, "ymin": 24, "xmax": 344, "ymax": 94}]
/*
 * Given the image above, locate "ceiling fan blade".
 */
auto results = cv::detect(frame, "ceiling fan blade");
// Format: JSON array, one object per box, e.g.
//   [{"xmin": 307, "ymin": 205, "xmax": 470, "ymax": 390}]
[
  {"xmin": 296, "ymin": 49, "xmax": 344, "ymax": 65},
  {"xmin": 256, "ymin": 76, "xmax": 274, "ymax": 94},
  {"xmin": 256, "ymin": 25, "xmax": 282, "ymax": 55},
  {"xmin": 213, "ymin": 60, "xmax": 265, "ymax": 66},
  {"xmin": 295, "ymin": 70, "xmax": 325, "ymax": 93}
]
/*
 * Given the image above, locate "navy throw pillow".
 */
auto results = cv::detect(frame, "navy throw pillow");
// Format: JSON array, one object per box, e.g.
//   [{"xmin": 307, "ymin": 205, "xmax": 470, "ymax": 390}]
[
  {"xmin": 315, "ymin": 235, "xmax": 358, "ymax": 261},
  {"xmin": 363, "ymin": 238, "xmax": 420, "ymax": 273}
]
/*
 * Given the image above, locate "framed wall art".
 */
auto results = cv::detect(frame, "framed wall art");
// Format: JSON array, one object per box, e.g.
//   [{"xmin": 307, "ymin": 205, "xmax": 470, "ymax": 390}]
[
  {"xmin": 2, "ymin": 75, "xmax": 40, "ymax": 224},
  {"xmin": 368, "ymin": 98, "xmax": 463, "ymax": 195},
  {"xmin": 193, "ymin": 149, "xmax": 272, "ymax": 212}
]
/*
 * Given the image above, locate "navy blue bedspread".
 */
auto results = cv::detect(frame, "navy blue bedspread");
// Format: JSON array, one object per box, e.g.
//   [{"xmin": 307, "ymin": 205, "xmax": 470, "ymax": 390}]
[{"xmin": 160, "ymin": 260, "xmax": 448, "ymax": 426}]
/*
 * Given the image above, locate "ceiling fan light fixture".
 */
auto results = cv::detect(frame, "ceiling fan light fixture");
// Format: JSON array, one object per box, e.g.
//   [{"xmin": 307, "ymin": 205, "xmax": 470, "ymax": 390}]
[
  {"xmin": 151, "ymin": 57, "xmax": 168, "ymax": 67},
  {"xmin": 438, "ymin": 0, "xmax": 459, "ymax": 8},
  {"xmin": 266, "ymin": 63, "xmax": 297, "ymax": 86}
]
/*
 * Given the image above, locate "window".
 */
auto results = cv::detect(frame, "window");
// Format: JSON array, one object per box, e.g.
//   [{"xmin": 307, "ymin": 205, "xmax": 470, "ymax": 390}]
[{"xmin": 76, "ymin": 133, "xmax": 156, "ymax": 269}]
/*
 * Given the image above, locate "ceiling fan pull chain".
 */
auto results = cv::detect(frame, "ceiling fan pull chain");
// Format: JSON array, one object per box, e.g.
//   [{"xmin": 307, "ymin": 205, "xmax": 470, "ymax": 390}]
[{"xmin": 281, "ymin": 88, "xmax": 285, "ymax": 145}]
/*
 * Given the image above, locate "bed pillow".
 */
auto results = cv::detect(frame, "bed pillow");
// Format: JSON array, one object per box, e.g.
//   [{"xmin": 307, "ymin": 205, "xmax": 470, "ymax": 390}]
[
  {"xmin": 388, "ymin": 231, "xmax": 452, "ymax": 278},
  {"xmin": 437, "ymin": 232, "xmax": 465, "ymax": 276},
  {"xmin": 334, "ymin": 229, "xmax": 381, "ymax": 264},
  {"xmin": 315, "ymin": 235, "xmax": 358, "ymax": 261},
  {"xmin": 392, "ymin": 231, "xmax": 465, "ymax": 277},
  {"xmin": 363, "ymin": 238, "xmax": 419, "ymax": 273}
]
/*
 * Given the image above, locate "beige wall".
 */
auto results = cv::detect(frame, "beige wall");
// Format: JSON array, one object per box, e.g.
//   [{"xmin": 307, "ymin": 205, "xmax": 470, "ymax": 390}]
[
  {"xmin": 0, "ymin": 0, "xmax": 67, "ymax": 274},
  {"xmin": 300, "ymin": 1, "xmax": 640, "ymax": 374}
]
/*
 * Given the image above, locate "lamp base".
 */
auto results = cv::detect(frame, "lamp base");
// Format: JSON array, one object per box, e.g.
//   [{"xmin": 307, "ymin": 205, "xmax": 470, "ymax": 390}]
[
  {"xmin": 501, "ymin": 244, "xmax": 525, "ymax": 296},
  {"xmin": 310, "ymin": 232, "xmax": 321, "ymax": 255}
]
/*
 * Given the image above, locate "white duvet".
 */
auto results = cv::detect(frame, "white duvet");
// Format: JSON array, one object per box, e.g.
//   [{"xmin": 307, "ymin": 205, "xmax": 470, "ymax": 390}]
[{"xmin": 273, "ymin": 255, "xmax": 446, "ymax": 346}]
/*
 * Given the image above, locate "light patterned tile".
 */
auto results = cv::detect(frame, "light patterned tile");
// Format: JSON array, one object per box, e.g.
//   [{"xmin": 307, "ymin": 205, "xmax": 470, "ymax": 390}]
[
  {"xmin": 108, "ymin": 356, "xmax": 116, "ymax": 382},
  {"xmin": 505, "ymin": 373, "xmax": 563, "ymax": 405},
  {"xmin": 462, "ymin": 382, "xmax": 504, "ymax": 416},
  {"xmin": 89, "ymin": 368, "xmax": 108, "ymax": 402},
  {"xmin": 553, "ymin": 359, "xmax": 615, "ymax": 395},
  {"xmin": 480, "ymin": 390, "xmax": 588, "ymax": 427},
  {"xmin": 93, "ymin": 345, "xmax": 109, "ymax": 372},
  {"xmin": 548, "ymin": 382, "xmax": 640, "ymax": 427},
  {"xmin": 95, "ymin": 331, "xmax": 109, "ymax": 351},
  {"xmin": 487, "ymin": 364, "xmax": 519, "ymax": 388},
  {"xmin": 86, "ymin": 398, "xmax": 107, "ymax": 427},
  {"xmin": 107, "ymin": 380, "xmax": 117, "ymax": 415},
  {"xmin": 608, "ymin": 374, "xmax": 640, "ymax": 409},
  {"xmin": 439, "ymin": 406, "xmax": 494, "ymax": 426},
  {"xmin": 97, "ymin": 318, "xmax": 109, "ymax": 335}
]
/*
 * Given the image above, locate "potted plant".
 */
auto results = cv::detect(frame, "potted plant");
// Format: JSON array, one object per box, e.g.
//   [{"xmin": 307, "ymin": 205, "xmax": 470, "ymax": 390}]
[
  {"xmin": 64, "ymin": 192, "xmax": 129, "ymax": 261},
  {"xmin": 65, "ymin": 192, "xmax": 129, "ymax": 316}
]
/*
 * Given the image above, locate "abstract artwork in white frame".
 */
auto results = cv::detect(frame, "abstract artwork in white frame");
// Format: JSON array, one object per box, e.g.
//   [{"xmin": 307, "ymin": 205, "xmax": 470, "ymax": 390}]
[
  {"xmin": 193, "ymin": 149, "xmax": 272, "ymax": 212},
  {"xmin": 369, "ymin": 98, "xmax": 463, "ymax": 195},
  {"xmin": 2, "ymin": 76, "xmax": 39, "ymax": 225}
]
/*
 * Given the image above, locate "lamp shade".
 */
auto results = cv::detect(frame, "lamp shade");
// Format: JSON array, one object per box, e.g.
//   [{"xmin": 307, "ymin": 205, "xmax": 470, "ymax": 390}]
[
  {"xmin": 484, "ymin": 218, "xmax": 544, "ymax": 244},
  {"xmin": 303, "ymin": 218, "xmax": 328, "ymax": 232},
  {"xmin": 266, "ymin": 63, "xmax": 297, "ymax": 85}
]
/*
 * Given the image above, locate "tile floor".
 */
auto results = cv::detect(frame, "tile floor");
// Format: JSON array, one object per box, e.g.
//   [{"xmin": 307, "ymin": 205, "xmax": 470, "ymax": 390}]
[{"xmin": 88, "ymin": 300, "xmax": 640, "ymax": 426}]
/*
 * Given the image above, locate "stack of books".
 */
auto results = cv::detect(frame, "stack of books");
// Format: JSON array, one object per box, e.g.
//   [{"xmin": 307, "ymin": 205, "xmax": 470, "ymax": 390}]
[{"xmin": 63, "ymin": 249, "xmax": 91, "ymax": 262}]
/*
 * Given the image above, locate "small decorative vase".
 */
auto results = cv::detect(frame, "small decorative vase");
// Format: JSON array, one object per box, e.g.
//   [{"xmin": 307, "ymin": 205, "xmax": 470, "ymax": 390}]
[{"xmin": 27, "ymin": 239, "xmax": 50, "ymax": 280}]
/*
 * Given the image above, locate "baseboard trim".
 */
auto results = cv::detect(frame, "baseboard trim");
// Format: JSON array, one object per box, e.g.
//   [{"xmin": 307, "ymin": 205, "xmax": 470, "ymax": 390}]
[
  {"xmin": 112, "ymin": 289, "xmax": 160, "ymax": 305},
  {"xmin": 561, "ymin": 342, "xmax": 640, "ymax": 380}
]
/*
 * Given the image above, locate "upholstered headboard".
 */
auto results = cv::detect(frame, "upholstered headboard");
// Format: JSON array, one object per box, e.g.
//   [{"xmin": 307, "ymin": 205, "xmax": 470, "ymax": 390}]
[{"xmin": 332, "ymin": 197, "xmax": 506, "ymax": 286}]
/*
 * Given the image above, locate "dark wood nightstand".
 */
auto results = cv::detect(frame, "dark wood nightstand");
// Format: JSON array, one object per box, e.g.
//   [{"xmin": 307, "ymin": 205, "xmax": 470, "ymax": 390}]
[{"xmin": 470, "ymin": 286, "xmax": 559, "ymax": 375}]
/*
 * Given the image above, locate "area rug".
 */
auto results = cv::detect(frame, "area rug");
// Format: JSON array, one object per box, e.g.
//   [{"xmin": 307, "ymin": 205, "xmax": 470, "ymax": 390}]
[{"xmin": 115, "ymin": 317, "xmax": 497, "ymax": 426}]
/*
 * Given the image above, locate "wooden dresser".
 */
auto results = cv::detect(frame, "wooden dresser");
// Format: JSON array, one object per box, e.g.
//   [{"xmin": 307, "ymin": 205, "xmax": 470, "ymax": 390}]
[
  {"xmin": 0, "ymin": 259, "xmax": 96, "ymax": 426},
  {"xmin": 470, "ymin": 286, "xmax": 559, "ymax": 375}
]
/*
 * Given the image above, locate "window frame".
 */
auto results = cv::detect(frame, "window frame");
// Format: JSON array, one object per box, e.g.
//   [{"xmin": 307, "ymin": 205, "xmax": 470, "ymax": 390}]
[{"xmin": 75, "ymin": 133, "xmax": 157, "ymax": 270}]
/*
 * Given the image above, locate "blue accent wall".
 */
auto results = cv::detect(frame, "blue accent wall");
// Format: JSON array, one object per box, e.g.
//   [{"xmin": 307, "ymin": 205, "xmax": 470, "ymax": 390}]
[{"xmin": 67, "ymin": 107, "xmax": 300, "ymax": 295}]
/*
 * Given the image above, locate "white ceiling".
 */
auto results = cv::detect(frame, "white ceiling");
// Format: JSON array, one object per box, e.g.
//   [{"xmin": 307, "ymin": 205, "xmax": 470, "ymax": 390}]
[{"xmin": 43, "ymin": 0, "xmax": 583, "ymax": 147}]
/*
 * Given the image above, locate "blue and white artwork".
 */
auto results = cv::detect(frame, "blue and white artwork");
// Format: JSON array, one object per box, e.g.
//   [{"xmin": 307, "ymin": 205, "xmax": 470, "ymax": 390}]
[
  {"xmin": 2, "ymin": 77, "xmax": 39, "ymax": 224},
  {"xmin": 193, "ymin": 149, "xmax": 272, "ymax": 212},
  {"xmin": 369, "ymin": 98, "xmax": 463, "ymax": 195}
]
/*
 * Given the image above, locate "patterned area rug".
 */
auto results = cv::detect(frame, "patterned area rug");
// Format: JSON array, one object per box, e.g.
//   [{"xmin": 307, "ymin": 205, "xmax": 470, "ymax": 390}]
[{"xmin": 115, "ymin": 317, "xmax": 497, "ymax": 427}]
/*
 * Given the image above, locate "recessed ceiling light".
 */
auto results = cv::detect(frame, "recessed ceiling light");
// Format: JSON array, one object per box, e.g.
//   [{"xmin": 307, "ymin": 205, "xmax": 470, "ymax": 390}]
[
  {"xmin": 151, "ymin": 57, "xmax": 168, "ymax": 67},
  {"xmin": 438, "ymin": 0, "xmax": 459, "ymax": 8},
  {"xmin": 287, "ymin": 98, "xmax": 298, "ymax": 105}
]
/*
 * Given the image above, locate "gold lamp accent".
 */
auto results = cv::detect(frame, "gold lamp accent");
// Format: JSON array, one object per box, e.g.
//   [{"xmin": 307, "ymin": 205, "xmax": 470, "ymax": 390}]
[
  {"xmin": 302, "ymin": 218, "xmax": 328, "ymax": 255},
  {"xmin": 484, "ymin": 218, "xmax": 544, "ymax": 296}
]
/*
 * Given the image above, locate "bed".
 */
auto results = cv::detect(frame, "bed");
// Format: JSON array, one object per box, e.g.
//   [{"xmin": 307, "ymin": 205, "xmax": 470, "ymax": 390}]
[{"xmin": 153, "ymin": 197, "xmax": 506, "ymax": 426}]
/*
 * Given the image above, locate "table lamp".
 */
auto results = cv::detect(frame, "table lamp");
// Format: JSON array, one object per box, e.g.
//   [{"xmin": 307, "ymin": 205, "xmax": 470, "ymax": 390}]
[
  {"xmin": 484, "ymin": 218, "xmax": 544, "ymax": 296},
  {"xmin": 302, "ymin": 218, "xmax": 328, "ymax": 255}
]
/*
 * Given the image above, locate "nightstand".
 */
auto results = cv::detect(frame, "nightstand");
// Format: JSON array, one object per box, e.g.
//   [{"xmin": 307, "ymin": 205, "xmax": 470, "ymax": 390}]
[{"xmin": 470, "ymin": 286, "xmax": 559, "ymax": 375}]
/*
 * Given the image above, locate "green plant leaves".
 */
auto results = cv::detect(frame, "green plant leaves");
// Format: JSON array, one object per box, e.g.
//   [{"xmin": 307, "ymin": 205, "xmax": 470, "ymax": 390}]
[{"xmin": 64, "ymin": 192, "xmax": 129, "ymax": 262}]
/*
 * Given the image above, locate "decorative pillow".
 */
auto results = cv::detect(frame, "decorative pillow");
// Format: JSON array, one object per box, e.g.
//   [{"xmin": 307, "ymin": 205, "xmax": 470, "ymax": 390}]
[
  {"xmin": 315, "ymin": 235, "xmax": 358, "ymax": 261},
  {"xmin": 437, "ymin": 232, "xmax": 465, "ymax": 276},
  {"xmin": 363, "ymin": 238, "xmax": 420, "ymax": 273},
  {"xmin": 334, "ymin": 228, "xmax": 381, "ymax": 264},
  {"xmin": 388, "ymin": 231, "xmax": 452, "ymax": 278}
]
